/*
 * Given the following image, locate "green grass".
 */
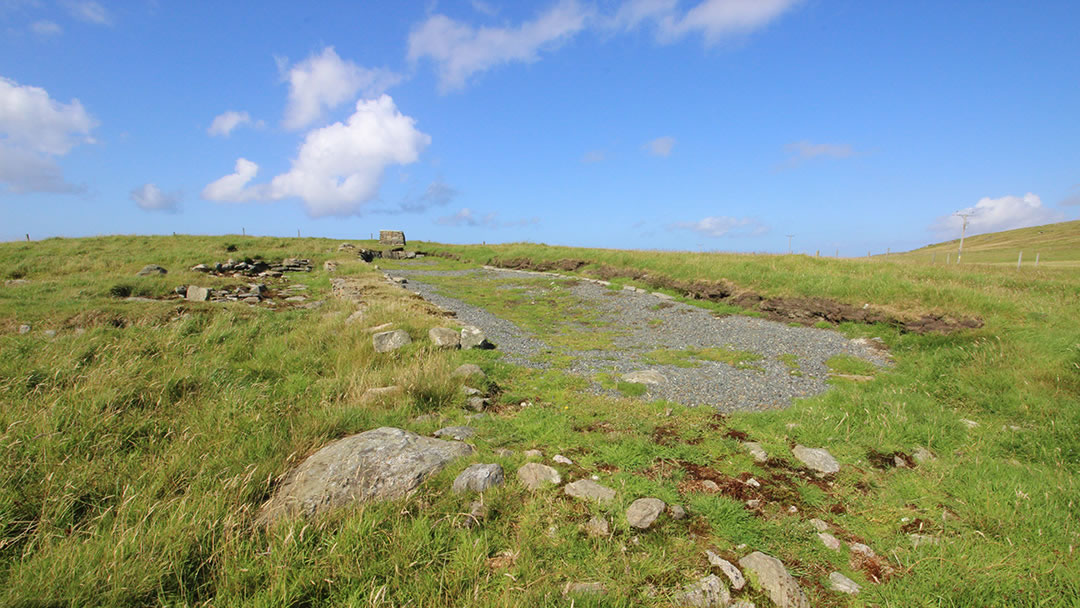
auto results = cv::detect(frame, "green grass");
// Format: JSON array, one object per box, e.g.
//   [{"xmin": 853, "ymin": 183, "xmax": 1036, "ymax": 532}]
[
  {"xmin": 1, "ymin": 234, "xmax": 1079, "ymax": 606},
  {"xmin": 593, "ymin": 373, "xmax": 649, "ymax": 397},
  {"xmin": 895, "ymin": 219, "xmax": 1080, "ymax": 267},
  {"xmin": 642, "ymin": 347, "xmax": 764, "ymax": 371},
  {"xmin": 778, "ymin": 353, "xmax": 804, "ymax": 377},
  {"xmin": 825, "ymin": 354, "xmax": 879, "ymax": 377}
]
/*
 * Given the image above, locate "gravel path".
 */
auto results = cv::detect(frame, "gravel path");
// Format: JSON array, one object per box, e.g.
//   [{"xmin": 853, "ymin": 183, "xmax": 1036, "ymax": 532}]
[{"xmin": 387, "ymin": 266, "xmax": 890, "ymax": 412}]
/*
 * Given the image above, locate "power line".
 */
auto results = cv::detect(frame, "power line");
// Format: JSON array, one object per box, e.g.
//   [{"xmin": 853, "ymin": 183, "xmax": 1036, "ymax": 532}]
[
  {"xmin": 785, "ymin": 234, "xmax": 794, "ymax": 254},
  {"xmin": 955, "ymin": 212, "xmax": 975, "ymax": 263}
]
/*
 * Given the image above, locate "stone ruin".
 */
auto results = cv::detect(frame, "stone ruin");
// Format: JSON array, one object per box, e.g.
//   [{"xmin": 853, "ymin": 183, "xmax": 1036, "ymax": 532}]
[
  {"xmin": 379, "ymin": 230, "xmax": 406, "ymax": 247},
  {"xmin": 190, "ymin": 258, "xmax": 313, "ymax": 278}
]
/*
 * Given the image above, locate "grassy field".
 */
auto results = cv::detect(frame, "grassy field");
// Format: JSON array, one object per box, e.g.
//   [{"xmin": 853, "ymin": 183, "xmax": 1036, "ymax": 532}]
[
  {"xmin": 1, "ymin": 234, "xmax": 1078, "ymax": 606},
  {"xmin": 892, "ymin": 219, "xmax": 1080, "ymax": 267}
]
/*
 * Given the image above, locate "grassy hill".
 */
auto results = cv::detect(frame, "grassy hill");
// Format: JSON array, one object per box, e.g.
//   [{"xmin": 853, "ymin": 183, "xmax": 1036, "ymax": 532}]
[
  {"xmin": 1, "ymin": 235, "xmax": 1078, "ymax": 606},
  {"xmin": 895, "ymin": 219, "xmax": 1080, "ymax": 266}
]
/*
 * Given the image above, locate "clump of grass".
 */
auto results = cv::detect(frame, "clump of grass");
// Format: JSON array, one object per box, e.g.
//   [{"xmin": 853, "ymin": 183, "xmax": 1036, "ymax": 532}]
[
  {"xmin": 594, "ymin": 373, "xmax": 649, "ymax": 397},
  {"xmin": 825, "ymin": 353, "xmax": 878, "ymax": 376},
  {"xmin": 643, "ymin": 347, "xmax": 763, "ymax": 371},
  {"xmin": 108, "ymin": 283, "xmax": 133, "ymax": 298},
  {"xmin": 778, "ymin": 353, "xmax": 803, "ymax": 376}
]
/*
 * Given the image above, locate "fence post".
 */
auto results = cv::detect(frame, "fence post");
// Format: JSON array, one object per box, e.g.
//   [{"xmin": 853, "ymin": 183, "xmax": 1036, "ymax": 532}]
[
  {"xmin": 947, "ymin": 253, "xmax": 951, "ymax": 264},
  {"xmin": 25, "ymin": 234, "xmax": 29, "ymax": 242},
  {"xmin": 1035, "ymin": 252, "xmax": 1040, "ymax": 267},
  {"xmin": 1017, "ymin": 251, "xmax": 1023, "ymax": 269},
  {"xmin": 815, "ymin": 250, "xmax": 819, "ymax": 257}
]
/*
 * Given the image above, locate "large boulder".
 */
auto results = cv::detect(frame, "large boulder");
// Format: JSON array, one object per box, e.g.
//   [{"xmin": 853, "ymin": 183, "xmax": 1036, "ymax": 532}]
[
  {"xmin": 461, "ymin": 325, "xmax": 494, "ymax": 349},
  {"xmin": 185, "ymin": 286, "xmax": 210, "ymax": 302},
  {"xmin": 373, "ymin": 329, "xmax": 412, "ymax": 353},
  {"xmin": 738, "ymin": 551, "xmax": 810, "ymax": 608},
  {"xmin": 259, "ymin": 427, "xmax": 472, "ymax": 523},
  {"xmin": 429, "ymin": 327, "xmax": 461, "ymax": 349}
]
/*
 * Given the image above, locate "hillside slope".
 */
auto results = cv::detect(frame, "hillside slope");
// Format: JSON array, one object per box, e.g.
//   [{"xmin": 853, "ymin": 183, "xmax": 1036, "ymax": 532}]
[{"xmin": 897, "ymin": 219, "xmax": 1080, "ymax": 266}]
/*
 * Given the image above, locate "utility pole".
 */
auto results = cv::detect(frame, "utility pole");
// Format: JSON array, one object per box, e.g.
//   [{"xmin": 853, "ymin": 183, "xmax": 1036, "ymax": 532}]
[
  {"xmin": 955, "ymin": 211, "xmax": 974, "ymax": 264},
  {"xmin": 785, "ymin": 234, "xmax": 794, "ymax": 254}
]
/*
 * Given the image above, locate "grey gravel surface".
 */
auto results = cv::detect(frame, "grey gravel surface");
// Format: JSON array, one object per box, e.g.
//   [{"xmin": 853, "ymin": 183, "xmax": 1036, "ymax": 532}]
[{"xmin": 387, "ymin": 266, "xmax": 890, "ymax": 412}]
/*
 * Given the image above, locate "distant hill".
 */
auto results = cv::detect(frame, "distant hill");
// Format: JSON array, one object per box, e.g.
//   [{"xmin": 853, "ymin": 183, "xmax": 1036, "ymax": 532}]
[{"xmin": 898, "ymin": 219, "xmax": 1080, "ymax": 266}]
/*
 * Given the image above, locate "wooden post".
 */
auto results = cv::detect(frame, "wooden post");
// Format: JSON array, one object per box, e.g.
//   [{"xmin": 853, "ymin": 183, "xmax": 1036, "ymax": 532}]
[
  {"xmin": 297, "ymin": 229, "xmax": 301, "ymax": 238},
  {"xmin": 1017, "ymin": 251, "xmax": 1023, "ymax": 269},
  {"xmin": 1035, "ymin": 252, "xmax": 1040, "ymax": 267},
  {"xmin": 242, "ymin": 227, "xmax": 245, "ymax": 236},
  {"xmin": 25, "ymin": 234, "xmax": 29, "ymax": 242}
]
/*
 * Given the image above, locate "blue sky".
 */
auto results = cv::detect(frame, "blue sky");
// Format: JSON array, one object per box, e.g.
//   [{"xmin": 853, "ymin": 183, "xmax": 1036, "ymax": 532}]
[{"xmin": 2, "ymin": 0, "xmax": 1078, "ymax": 254}]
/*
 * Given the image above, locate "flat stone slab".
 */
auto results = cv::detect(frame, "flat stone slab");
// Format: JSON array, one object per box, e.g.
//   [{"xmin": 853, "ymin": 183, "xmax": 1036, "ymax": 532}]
[
  {"xmin": 792, "ymin": 445, "xmax": 839, "ymax": 474},
  {"xmin": 705, "ymin": 550, "xmax": 745, "ymax": 590},
  {"xmin": 621, "ymin": 370, "xmax": 667, "ymax": 385},
  {"xmin": 829, "ymin": 572, "xmax": 861, "ymax": 595},
  {"xmin": 743, "ymin": 441, "xmax": 768, "ymax": 463},
  {"xmin": 563, "ymin": 479, "xmax": 616, "ymax": 503},
  {"xmin": 137, "ymin": 264, "xmax": 167, "ymax": 276},
  {"xmin": 738, "ymin": 551, "xmax": 810, "ymax": 608},
  {"xmin": 186, "ymin": 286, "xmax": 210, "ymax": 302},
  {"xmin": 626, "ymin": 497, "xmax": 665, "ymax": 529},
  {"xmin": 517, "ymin": 462, "xmax": 561, "ymax": 490},
  {"xmin": 373, "ymin": 329, "xmax": 412, "ymax": 353},
  {"xmin": 259, "ymin": 427, "xmax": 472, "ymax": 523}
]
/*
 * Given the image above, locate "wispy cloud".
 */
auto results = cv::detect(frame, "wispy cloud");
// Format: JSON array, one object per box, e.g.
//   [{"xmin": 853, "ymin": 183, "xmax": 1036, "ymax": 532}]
[
  {"xmin": 207, "ymin": 110, "xmax": 262, "ymax": 137},
  {"xmin": 436, "ymin": 207, "xmax": 540, "ymax": 228},
  {"xmin": 30, "ymin": 20, "xmax": 62, "ymax": 36},
  {"xmin": 670, "ymin": 215, "xmax": 769, "ymax": 237},
  {"xmin": 130, "ymin": 183, "xmax": 181, "ymax": 212},
  {"xmin": 643, "ymin": 136, "xmax": 675, "ymax": 157},
  {"xmin": 64, "ymin": 0, "xmax": 110, "ymax": 25},
  {"xmin": 612, "ymin": 0, "xmax": 802, "ymax": 45},
  {"xmin": 930, "ymin": 193, "xmax": 1064, "ymax": 237}
]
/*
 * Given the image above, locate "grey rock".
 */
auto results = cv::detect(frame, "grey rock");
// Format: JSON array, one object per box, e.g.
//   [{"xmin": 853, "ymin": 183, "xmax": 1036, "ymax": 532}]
[
  {"xmin": 909, "ymin": 533, "xmax": 940, "ymax": 547},
  {"xmin": 466, "ymin": 396, "xmax": 487, "ymax": 412},
  {"xmin": 259, "ymin": 427, "xmax": 472, "ymax": 523},
  {"xmin": 961, "ymin": 418, "xmax": 979, "ymax": 429},
  {"xmin": 433, "ymin": 426, "xmax": 475, "ymax": 441},
  {"xmin": 523, "ymin": 449, "xmax": 543, "ymax": 459},
  {"xmin": 4, "ymin": 279, "xmax": 29, "ymax": 286},
  {"xmin": 18, "ymin": 324, "xmax": 31, "ymax": 334},
  {"xmin": 43, "ymin": 329, "xmax": 57, "ymax": 338},
  {"xmin": 361, "ymin": 386, "xmax": 403, "ymax": 403},
  {"xmin": 285, "ymin": 295, "xmax": 307, "ymax": 302},
  {"xmin": 452, "ymin": 363, "xmax": 484, "ymax": 379},
  {"xmin": 564, "ymin": 479, "xmax": 616, "ymax": 503},
  {"xmin": 702, "ymin": 480, "xmax": 720, "ymax": 492},
  {"xmin": 626, "ymin": 497, "xmax": 665, "ymax": 529},
  {"xmin": 345, "ymin": 310, "xmax": 365, "ymax": 325},
  {"xmin": 553, "ymin": 454, "xmax": 573, "ymax": 465},
  {"xmin": 428, "ymin": 327, "xmax": 461, "ymax": 349},
  {"xmin": 829, "ymin": 572, "xmax": 861, "ymax": 595},
  {"xmin": 621, "ymin": 369, "xmax": 667, "ymax": 385},
  {"xmin": 185, "ymin": 286, "xmax": 210, "ymax": 302},
  {"xmin": 585, "ymin": 514, "xmax": 610, "ymax": 537},
  {"xmin": 706, "ymin": 550, "xmax": 746, "ymax": 591},
  {"xmin": 912, "ymin": 446, "xmax": 936, "ymax": 463},
  {"xmin": 137, "ymin": 264, "xmax": 167, "ymax": 276},
  {"xmin": 674, "ymin": 574, "xmax": 730, "ymax": 607},
  {"xmin": 563, "ymin": 582, "xmax": 605, "ymax": 596},
  {"xmin": 517, "ymin": 462, "xmax": 561, "ymax": 490},
  {"xmin": 373, "ymin": 329, "xmax": 412, "ymax": 353},
  {"xmin": 462, "ymin": 386, "xmax": 482, "ymax": 396},
  {"xmin": 743, "ymin": 441, "xmax": 769, "ymax": 463},
  {"xmin": 849, "ymin": 542, "xmax": 875, "ymax": 557},
  {"xmin": 730, "ymin": 602, "xmax": 756, "ymax": 608},
  {"xmin": 461, "ymin": 325, "xmax": 494, "ymax": 349},
  {"xmin": 738, "ymin": 551, "xmax": 810, "ymax": 608},
  {"xmin": 379, "ymin": 230, "xmax": 406, "ymax": 247},
  {"xmin": 668, "ymin": 504, "xmax": 688, "ymax": 520},
  {"xmin": 792, "ymin": 445, "xmax": 840, "ymax": 474},
  {"xmin": 818, "ymin": 532, "xmax": 842, "ymax": 551},
  {"xmin": 452, "ymin": 463, "xmax": 504, "ymax": 493},
  {"xmin": 809, "ymin": 518, "xmax": 829, "ymax": 532}
]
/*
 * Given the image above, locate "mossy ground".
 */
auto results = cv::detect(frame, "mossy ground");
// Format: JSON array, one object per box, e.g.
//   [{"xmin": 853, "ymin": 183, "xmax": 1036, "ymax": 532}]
[{"xmin": 1, "ymin": 235, "xmax": 1077, "ymax": 606}]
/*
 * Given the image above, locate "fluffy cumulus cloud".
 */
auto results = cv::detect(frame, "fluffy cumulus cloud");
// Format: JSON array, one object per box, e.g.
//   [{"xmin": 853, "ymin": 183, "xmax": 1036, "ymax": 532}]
[
  {"xmin": 670, "ymin": 216, "xmax": 770, "ymax": 237},
  {"xmin": 0, "ymin": 76, "xmax": 97, "ymax": 193},
  {"xmin": 931, "ymin": 193, "xmax": 1064, "ymax": 237},
  {"xmin": 408, "ymin": 0, "xmax": 589, "ymax": 91},
  {"xmin": 207, "ymin": 110, "xmax": 260, "ymax": 137},
  {"xmin": 130, "ymin": 183, "xmax": 181, "ymax": 212},
  {"xmin": 644, "ymin": 135, "xmax": 675, "ymax": 157},
  {"xmin": 63, "ymin": 0, "xmax": 110, "ymax": 25},
  {"xmin": 614, "ymin": 0, "xmax": 801, "ymax": 44},
  {"xmin": 203, "ymin": 95, "xmax": 431, "ymax": 217},
  {"xmin": 436, "ymin": 207, "xmax": 540, "ymax": 228},
  {"xmin": 281, "ymin": 47, "xmax": 401, "ymax": 130}
]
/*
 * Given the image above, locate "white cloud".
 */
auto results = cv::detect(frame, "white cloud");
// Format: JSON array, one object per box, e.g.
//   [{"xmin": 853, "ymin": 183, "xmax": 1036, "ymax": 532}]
[
  {"xmin": 0, "ymin": 76, "xmax": 97, "ymax": 193},
  {"xmin": 471, "ymin": 0, "xmax": 498, "ymax": 16},
  {"xmin": 30, "ymin": 20, "xmax": 62, "ymax": 36},
  {"xmin": 130, "ymin": 183, "xmax": 180, "ymax": 212},
  {"xmin": 407, "ymin": 0, "xmax": 589, "ymax": 91},
  {"xmin": 614, "ymin": 0, "xmax": 800, "ymax": 44},
  {"xmin": 436, "ymin": 207, "xmax": 540, "ymax": 228},
  {"xmin": 396, "ymin": 179, "xmax": 458, "ymax": 213},
  {"xmin": 281, "ymin": 47, "xmax": 401, "ymax": 130},
  {"xmin": 207, "ymin": 110, "xmax": 260, "ymax": 137},
  {"xmin": 644, "ymin": 135, "xmax": 675, "ymax": 157},
  {"xmin": 64, "ymin": 0, "xmax": 110, "ymax": 25},
  {"xmin": 930, "ymin": 193, "xmax": 1065, "ymax": 238},
  {"xmin": 203, "ymin": 95, "xmax": 431, "ymax": 217},
  {"xmin": 671, "ymin": 216, "xmax": 769, "ymax": 237}
]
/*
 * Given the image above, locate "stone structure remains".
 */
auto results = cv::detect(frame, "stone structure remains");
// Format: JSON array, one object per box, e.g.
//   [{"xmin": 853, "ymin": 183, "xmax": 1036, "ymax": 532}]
[{"xmin": 380, "ymin": 230, "xmax": 406, "ymax": 247}]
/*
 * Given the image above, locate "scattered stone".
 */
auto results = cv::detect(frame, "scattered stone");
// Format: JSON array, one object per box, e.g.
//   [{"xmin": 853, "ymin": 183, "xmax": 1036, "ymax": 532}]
[
  {"xmin": 452, "ymin": 463, "xmax": 504, "ymax": 493},
  {"xmin": 730, "ymin": 602, "xmax": 756, "ymax": 608},
  {"xmin": 361, "ymin": 385, "xmax": 403, "ymax": 403},
  {"xmin": 912, "ymin": 446, "xmax": 936, "ymax": 463},
  {"xmin": 338, "ymin": 243, "xmax": 357, "ymax": 252},
  {"xmin": 585, "ymin": 515, "xmax": 610, "ymax": 537},
  {"xmin": 562, "ymin": 582, "xmax": 605, "ymax": 596},
  {"xmin": 452, "ymin": 363, "xmax": 485, "ymax": 379},
  {"xmin": 185, "ymin": 286, "xmax": 210, "ymax": 302},
  {"xmin": 345, "ymin": 310, "xmax": 365, "ymax": 325},
  {"xmin": 674, "ymin": 574, "xmax": 730, "ymax": 608},
  {"xmin": 652, "ymin": 292, "xmax": 675, "ymax": 300},
  {"xmin": 792, "ymin": 445, "xmax": 840, "ymax": 474},
  {"xmin": 412, "ymin": 413, "xmax": 438, "ymax": 424},
  {"xmin": 626, "ymin": 497, "xmax": 665, "ymax": 529},
  {"xmin": 433, "ymin": 426, "xmax": 476, "ymax": 441},
  {"xmin": 787, "ymin": 505, "xmax": 799, "ymax": 515},
  {"xmin": 466, "ymin": 396, "xmax": 487, "ymax": 412},
  {"xmin": 909, "ymin": 533, "xmax": 940, "ymax": 547},
  {"xmin": 373, "ymin": 329, "xmax": 412, "ymax": 353},
  {"xmin": 829, "ymin": 572, "xmax": 861, "ymax": 595},
  {"xmin": 849, "ymin": 542, "xmax": 875, "ymax": 557},
  {"xmin": 564, "ymin": 479, "xmax": 616, "ymax": 503},
  {"xmin": 738, "ymin": 551, "xmax": 810, "ymax": 608},
  {"xmin": 809, "ymin": 518, "xmax": 829, "ymax": 532},
  {"xmin": 818, "ymin": 532, "xmax": 842, "ymax": 551},
  {"xmin": 702, "ymin": 480, "xmax": 720, "ymax": 492},
  {"xmin": 136, "ymin": 264, "xmax": 167, "ymax": 276},
  {"xmin": 379, "ymin": 230, "xmax": 406, "ymax": 247},
  {"xmin": 323, "ymin": 260, "xmax": 338, "ymax": 272},
  {"xmin": 705, "ymin": 550, "xmax": 746, "ymax": 590},
  {"xmin": 961, "ymin": 418, "xmax": 979, "ymax": 429},
  {"xmin": 465, "ymin": 413, "xmax": 486, "ymax": 421},
  {"xmin": 43, "ymin": 329, "xmax": 56, "ymax": 338},
  {"xmin": 746, "ymin": 499, "xmax": 761, "ymax": 509},
  {"xmin": 258, "ymin": 427, "xmax": 472, "ymax": 523},
  {"xmin": 745, "ymin": 478, "xmax": 761, "ymax": 488},
  {"xmin": 523, "ymin": 449, "xmax": 543, "ymax": 459},
  {"xmin": 4, "ymin": 279, "xmax": 29, "ymax": 286},
  {"xmin": 285, "ymin": 295, "xmax": 307, "ymax": 302},
  {"xmin": 621, "ymin": 370, "xmax": 667, "ymax": 385},
  {"xmin": 18, "ymin": 324, "xmax": 31, "ymax": 334},
  {"xmin": 517, "ymin": 462, "xmax": 561, "ymax": 490},
  {"xmin": 668, "ymin": 504, "xmax": 688, "ymax": 520},
  {"xmin": 494, "ymin": 448, "xmax": 514, "ymax": 458},
  {"xmin": 744, "ymin": 441, "xmax": 769, "ymax": 463},
  {"xmin": 428, "ymin": 327, "xmax": 461, "ymax": 349},
  {"xmin": 462, "ymin": 386, "xmax": 482, "ymax": 396},
  {"xmin": 553, "ymin": 454, "xmax": 573, "ymax": 465},
  {"xmin": 460, "ymin": 325, "xmax": 494, "ymax": 349}
]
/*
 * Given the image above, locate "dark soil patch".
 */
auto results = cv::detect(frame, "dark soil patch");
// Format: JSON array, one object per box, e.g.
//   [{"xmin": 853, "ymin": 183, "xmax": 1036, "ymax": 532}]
[
  {"xmin": 484, "ymin": 257, "xmax": 983, "ymax": 334},
  {"xmin": 651, "ymin": 423, "xmax": 680, "ymax": 446},
  {"xmin": 724, "ymin": 429, "xmax": 750, "ymax": 441},
  {"xmin": 851, "ymin": 552, "xmax": 898, "ymax": 584},
  {"xmin": 900, "ymin": 518, "xmax": 933, "ymax": 534},
  {"xmin": 868, "ymin": 449, "xmax": 917, "ymax": 470}
]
